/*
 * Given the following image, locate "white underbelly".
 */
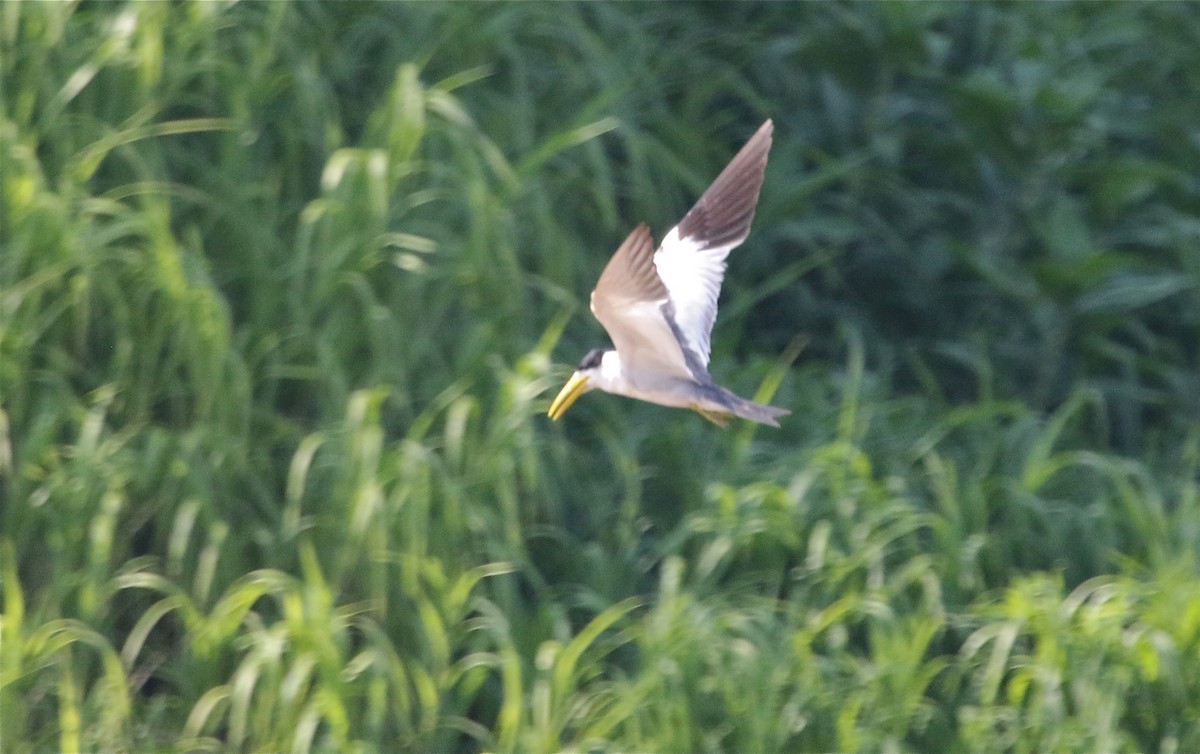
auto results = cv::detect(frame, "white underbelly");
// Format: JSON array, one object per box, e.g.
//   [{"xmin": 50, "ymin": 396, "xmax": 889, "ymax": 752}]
[{"xmin": 612, "ymin": 376, "xmax": 723, "ymax": 411}]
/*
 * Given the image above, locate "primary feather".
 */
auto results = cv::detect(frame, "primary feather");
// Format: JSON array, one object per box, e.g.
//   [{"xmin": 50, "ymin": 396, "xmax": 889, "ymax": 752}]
[{"xmin": 653, "ymin": 119, "xmax": 773, "ymax": 366}]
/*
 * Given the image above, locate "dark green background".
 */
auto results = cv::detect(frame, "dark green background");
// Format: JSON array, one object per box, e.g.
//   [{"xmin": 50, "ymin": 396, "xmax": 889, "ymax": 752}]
[{"xmin": 3, "ymin": 2, "xmax": 1199, "ymax": 751}]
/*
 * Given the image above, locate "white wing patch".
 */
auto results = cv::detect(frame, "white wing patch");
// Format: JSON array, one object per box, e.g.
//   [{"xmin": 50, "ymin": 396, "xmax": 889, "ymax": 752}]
[{"xmin": 653, "ymin": 226, "xmax": 737, "ymax": 368}]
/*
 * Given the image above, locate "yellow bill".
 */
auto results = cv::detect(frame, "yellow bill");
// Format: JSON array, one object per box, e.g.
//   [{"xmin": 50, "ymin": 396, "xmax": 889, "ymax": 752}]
[{"xmin": 547, "ymin": 372, "xmax": 590, "ymax": 420}]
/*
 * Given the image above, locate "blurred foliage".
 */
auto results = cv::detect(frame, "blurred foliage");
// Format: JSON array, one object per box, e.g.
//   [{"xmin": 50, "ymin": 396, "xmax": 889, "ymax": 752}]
[{"xmin": 2, "ymin": 1, "xmax": 1199, "ymax": 751}]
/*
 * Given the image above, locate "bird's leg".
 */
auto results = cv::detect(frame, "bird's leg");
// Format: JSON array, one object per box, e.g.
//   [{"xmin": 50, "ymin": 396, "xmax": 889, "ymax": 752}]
[{"xmin": 690, "ymin": 405, "xmax": 731, "ymax": 428}]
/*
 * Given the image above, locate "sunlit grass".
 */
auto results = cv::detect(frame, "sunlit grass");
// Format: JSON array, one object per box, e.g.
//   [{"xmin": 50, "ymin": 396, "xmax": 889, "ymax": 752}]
[{"xmin": 3, "ymin": 1, "xmax": 1199, "ymax": 751}]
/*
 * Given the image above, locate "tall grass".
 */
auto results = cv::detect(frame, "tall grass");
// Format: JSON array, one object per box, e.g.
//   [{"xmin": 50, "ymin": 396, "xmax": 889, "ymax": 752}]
[{"xmin": 2, "ymin": 1, "xmax": 1199, "ymax": 751}]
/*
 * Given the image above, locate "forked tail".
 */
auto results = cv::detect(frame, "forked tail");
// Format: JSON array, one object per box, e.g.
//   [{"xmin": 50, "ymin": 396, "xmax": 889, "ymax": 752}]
[
  {"xmin": 729, "ymin": 398, "xmax": 790, "ymax": 427},
  {"xmin": 710, "ymin": 385, "xmax": 790, "ymax": 428}
]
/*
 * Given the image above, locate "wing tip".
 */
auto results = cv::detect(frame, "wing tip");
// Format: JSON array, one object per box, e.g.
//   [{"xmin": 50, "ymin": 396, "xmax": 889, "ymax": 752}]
[
  {"xmin": 673, "ymin": 118, "xmax": 774, "ymax": 249},
  {"xmin": 755, "ymin": 118, "xmax": 774, "ymax": 141}
]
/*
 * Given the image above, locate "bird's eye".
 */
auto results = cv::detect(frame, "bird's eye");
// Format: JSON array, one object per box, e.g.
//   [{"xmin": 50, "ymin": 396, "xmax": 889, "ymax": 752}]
[{"xmin": 578, "ymin": 348, "xmax": 606, "ymax": 370}]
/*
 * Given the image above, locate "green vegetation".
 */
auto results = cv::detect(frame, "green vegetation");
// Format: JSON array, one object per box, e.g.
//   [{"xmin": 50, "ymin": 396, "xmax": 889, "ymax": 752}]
[{"xmin": 3, "ymin": 2, "xmax": 1200, "ymax": 751}]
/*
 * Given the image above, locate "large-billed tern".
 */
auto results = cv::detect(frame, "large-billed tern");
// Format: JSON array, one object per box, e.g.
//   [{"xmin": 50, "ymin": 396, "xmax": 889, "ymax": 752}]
[{"xmin": 548, "ymin": 119, "xmax": 789, "ymax": 427}]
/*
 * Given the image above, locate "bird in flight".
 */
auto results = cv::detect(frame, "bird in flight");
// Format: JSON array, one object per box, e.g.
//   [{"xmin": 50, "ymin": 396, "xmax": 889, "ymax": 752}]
[{"xmin": 547, "ymin": 119, "xmax": 789, "ymax": 427}]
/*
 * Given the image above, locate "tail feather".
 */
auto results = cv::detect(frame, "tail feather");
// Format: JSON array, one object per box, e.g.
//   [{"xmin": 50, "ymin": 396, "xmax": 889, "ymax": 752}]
[
  {"xmin": 710, "ymin": 385, "xmax": 790, "ymax": 428},
  {"xmin": 729, "ymin": 399, "xmax": 790, "ymax": 428}
]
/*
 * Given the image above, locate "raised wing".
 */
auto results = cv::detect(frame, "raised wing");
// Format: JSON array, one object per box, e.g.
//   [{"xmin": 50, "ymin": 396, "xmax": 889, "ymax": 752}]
[
  {"xmin": 653, "ymin": 119, "xmax": 773, "ymax": 367},
  {"xmin": 590, "ymin": 224, "xmax": 696, "ymax": 381}
]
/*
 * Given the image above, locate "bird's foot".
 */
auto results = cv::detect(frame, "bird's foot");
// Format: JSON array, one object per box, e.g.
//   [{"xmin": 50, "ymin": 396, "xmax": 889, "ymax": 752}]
[{"xmin": 690, "ymin": 405, "xmax": 731, "ymax": 428}]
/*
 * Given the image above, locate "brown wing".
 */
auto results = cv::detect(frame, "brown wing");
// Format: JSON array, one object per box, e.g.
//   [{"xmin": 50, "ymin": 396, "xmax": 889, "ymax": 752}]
[
  {"xmin": 655, "ymin": 120, "xmax": 773, "ymax": 366},
  {"xmin": 590, "ymin": 224, "xmax": 694, "ymax": 381},
  {"xmin": 673, "ymin": 119, "xmax": 773, "ymax": 251}
]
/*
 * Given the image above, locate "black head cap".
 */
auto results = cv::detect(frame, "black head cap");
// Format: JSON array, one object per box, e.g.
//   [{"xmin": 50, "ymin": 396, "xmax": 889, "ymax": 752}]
[{"xmin": 577, "ymin": 348, "xmax": 608, "ymax": 371}]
